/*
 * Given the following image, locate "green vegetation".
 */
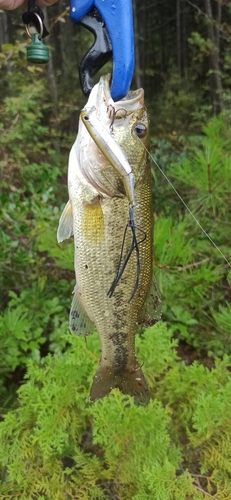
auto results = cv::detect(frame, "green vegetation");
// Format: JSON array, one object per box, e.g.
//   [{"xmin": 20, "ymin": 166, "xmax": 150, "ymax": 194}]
[
  {"xmin": 1, "ymin": 2, "xmax": 231, "ymax": 497},
  {"xmin": 1, "ymin": 325, "xmax": 231, "ymax": 499}
]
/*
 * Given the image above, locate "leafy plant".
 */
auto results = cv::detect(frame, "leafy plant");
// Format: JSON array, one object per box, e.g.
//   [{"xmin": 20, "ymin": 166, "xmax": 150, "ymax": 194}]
[
  {"xmin": 1, "ymin": 325, "xmax": 231, "ymax": 499},
  {"xmin": 1, "ymin": 36, "xmax": 231, "ymax": 500},
  {"xmin": 152, "ymin": 114, "xmax": 231, "ymax": 356}
]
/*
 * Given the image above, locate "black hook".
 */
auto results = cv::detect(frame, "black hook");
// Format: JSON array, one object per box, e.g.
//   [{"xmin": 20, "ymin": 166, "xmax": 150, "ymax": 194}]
[{"xmin": 78, "ymin": 7, "xmax": 112, "ymax": 97}]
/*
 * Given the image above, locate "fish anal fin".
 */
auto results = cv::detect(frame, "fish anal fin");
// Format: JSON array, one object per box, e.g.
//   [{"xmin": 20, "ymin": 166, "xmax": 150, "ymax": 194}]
[
  {"xmin": 90, "ymin": 360, "xmax": 150, "ymax": 406},
  {"xmin": 69, "ymin": 288, "xmax": 95, "ymax": 336},
  {"xmin": 57, "ymin": 200, "xmax": 73, "ymax": 243},
  {"xmin": 137, "ymin": 274, "xmax": 162, "ymax": 331}
]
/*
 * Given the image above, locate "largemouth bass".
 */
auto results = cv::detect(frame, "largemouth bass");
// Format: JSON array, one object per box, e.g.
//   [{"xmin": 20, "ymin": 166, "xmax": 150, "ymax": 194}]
[{"xmin": 57, "ymin": 75, "xmax": 161, "ymax": 405}]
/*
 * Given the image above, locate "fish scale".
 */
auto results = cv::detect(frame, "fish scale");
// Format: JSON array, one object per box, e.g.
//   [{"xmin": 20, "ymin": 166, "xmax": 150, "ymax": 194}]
[{"xmin": 57, "ymin": 75, "xmax": 161, "ymax": 405}]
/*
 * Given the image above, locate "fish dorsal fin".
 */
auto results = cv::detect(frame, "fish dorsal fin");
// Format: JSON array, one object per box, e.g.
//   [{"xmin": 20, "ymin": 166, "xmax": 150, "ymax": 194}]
[
  {"xmin": 69, "ymin": 287, "xmax": 95, "ymax": 336},
  {"xmin": 137, "ymin": 274, "xmax": 162, "ymax": 331},
  {"xmin": 57, "ymin": 200, "xmax": 73, "ymax": 243}
]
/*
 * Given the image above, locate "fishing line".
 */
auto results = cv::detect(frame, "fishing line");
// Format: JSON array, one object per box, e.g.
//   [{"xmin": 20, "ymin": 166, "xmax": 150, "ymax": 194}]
[{"xmin": 141, "ymin": 141, "xmax": 231, "ymax": 268}]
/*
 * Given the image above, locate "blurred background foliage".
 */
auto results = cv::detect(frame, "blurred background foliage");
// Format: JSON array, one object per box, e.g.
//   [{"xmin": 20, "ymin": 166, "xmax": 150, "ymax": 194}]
[{"xmin": 0, "ymin": 0, "xmax": 231, "ymax": 498}]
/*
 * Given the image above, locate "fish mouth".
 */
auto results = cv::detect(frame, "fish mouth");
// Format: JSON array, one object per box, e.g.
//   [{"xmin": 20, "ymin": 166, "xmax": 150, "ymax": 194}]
[
  {"xmin": 102, "ymin": 73, "xmax": 144, "ymax": 108},
  {"xmin": 87, "ymin": 74, "xmax": 144, "ymax": 114}
]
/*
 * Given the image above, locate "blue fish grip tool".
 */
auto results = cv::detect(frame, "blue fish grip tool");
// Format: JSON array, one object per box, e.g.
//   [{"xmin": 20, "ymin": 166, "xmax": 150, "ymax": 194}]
[{"xmin": 70, "ymin": 0, "xmax": 135, "ymax": 101}]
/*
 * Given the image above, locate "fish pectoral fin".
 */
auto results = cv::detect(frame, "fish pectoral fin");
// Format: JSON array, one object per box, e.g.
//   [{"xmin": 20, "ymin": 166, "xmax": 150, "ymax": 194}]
[
  {"xmin": 69, "ymin": 288, "xmax": 95, "ymax": 336},
  {"xmin": 57, "ymin": 200, "xmax": 73, "ymax": 243},
  {"xmin": 137, "ymin": 273, "xmax": 162, "ymax": 331},
  {"xmin": 90, "ymin": 360, "xmax": 150, "ymax": 406}
]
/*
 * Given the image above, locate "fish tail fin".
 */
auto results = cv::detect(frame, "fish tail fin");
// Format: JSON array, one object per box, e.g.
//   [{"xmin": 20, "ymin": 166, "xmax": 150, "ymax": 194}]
[{"xmin": 90, "ymin": 360, "xmax": 150, "ymax": 406}]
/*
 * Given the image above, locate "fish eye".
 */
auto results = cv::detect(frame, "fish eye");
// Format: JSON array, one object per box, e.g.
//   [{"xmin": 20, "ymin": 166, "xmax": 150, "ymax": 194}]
[
  {"xmin": 134, "ymin": 123, "xmax": 146, "ymax": 138},
  {"xmin": 83, "ymin": 115, "xmax": 89, "ymax": 121}
]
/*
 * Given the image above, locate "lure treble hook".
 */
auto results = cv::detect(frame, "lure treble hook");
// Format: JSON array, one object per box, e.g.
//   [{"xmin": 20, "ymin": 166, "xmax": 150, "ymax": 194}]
[{"xmin": 107, "ymin": 204, "xmax": 146, "ymax": 302}]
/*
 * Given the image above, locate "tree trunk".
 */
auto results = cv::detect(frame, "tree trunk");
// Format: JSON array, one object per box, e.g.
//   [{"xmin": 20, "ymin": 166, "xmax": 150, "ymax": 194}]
[
  {"xmin": 182, "ymin": 0, "xmax": 187, "ymax": 75},
  {"xmin": 176, "ymin": 0, "xmax": 181, "ymax": 76},
  {"xmin": 204, "ymin": 0, "xmax": 223, "ymax": 114},
  {"xmin": 43, "ymin": 7, "xmax": 58, "ymax": 107},
  {"xmin": 0, "ymin": 11, "xmax": 9, "ymax": 48},
  {"xmin": 133, "ymin": 0, "xmax": 142, "ymax": 89},
  {"xmin": 215, "ymin": 0, "xmax": 221, "ymax": 53}
]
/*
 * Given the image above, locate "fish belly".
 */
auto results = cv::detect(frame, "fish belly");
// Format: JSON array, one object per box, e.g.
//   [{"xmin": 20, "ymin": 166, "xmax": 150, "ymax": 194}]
[{"xmin": 72, "ymin": 172, "xmax": 153, "ymax": 404}]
